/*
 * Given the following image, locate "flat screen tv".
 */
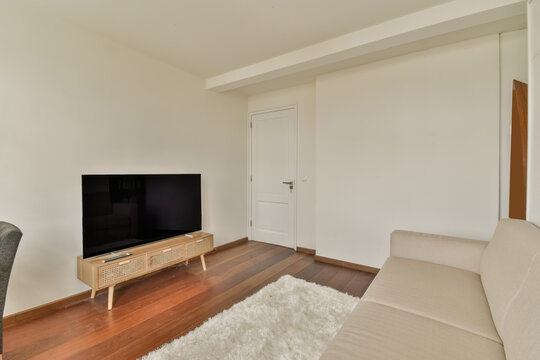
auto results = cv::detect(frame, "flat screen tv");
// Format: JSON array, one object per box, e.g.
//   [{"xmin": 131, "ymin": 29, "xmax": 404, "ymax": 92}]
[{"xmin": 82, "ymin": 174, "xmax": 201, "ymax": 258}]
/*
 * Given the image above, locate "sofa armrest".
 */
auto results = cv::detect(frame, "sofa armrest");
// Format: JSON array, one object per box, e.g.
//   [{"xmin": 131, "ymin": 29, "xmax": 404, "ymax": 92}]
[{"xmin": 390, "ymin": 230, "xmax": 489, "ymax": 274}]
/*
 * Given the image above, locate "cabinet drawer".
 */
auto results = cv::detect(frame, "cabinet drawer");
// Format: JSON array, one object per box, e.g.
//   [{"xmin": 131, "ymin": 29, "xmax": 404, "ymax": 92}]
[
  {"xmin": 98, "ymin": 255, "xmax": 146, "ymax": 288},
  {"xmin": 148, "ymin": 245, "xmax": 186, "ymax": 271},
  {"xmin": 186, "ymin": 237, "xmax": 213, "ymax": 258}
]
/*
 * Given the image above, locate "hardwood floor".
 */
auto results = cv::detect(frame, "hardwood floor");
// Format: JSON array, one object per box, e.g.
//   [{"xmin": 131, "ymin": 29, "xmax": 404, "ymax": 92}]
[{"xmin": 3, "ymin": 241, "xmax": 375, "ymax": 360}]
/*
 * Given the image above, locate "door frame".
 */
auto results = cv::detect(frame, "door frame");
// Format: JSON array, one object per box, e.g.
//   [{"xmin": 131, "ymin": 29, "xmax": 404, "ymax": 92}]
[{"xmin": 247, "ymin": 105, "xmax": 298, "ymax": 250}]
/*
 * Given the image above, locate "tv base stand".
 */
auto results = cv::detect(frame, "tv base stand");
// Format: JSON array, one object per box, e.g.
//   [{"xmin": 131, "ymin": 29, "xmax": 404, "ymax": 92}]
[{"xmin": 77, "ymin": 232, "xmax": 213, "ymax": 310}]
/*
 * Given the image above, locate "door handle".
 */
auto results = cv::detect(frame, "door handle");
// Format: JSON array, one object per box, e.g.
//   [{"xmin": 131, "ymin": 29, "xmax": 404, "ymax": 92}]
[{"xmin": 282, "ymin": 181, "xmax": 294, "ymax": 190}]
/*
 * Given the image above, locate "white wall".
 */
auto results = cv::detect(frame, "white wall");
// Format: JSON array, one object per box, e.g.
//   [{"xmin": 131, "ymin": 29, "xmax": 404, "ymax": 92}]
[
  {"xmin": 500, "ymin": 29, "xmax": 528, "ymax": 219},
  {"xmin": 316, "ymin": 35, "xmax": 501, "ymax": 268},
  {"xmin": 527, "ymin": 0, "xmax": 540, "ymax": 224},
  {"xmin": 247, "ymin": 84, "xmax": 316, "ymax": 250},
  {"xmin": 0, "ymin": 3, "xmax": 247, "ymax": 315}
]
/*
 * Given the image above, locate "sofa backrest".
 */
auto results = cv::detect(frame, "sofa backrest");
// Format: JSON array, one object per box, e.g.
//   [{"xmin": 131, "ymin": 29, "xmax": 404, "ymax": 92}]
[{"xmin": 481, "ymin": 219, "xmax": 540, "ymax": 360}]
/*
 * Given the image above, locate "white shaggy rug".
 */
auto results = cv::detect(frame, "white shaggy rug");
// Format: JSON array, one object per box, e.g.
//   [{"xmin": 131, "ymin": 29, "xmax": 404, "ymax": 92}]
[{"xmin": 140, "ymin": 275, "xmax": 359, "ymax": 360}]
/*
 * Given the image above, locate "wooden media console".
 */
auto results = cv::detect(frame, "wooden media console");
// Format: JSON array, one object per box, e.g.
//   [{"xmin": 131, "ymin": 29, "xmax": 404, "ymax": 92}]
[{"xmin": 77, "ymin": 232, "xmax": 213, "ymax": 310}]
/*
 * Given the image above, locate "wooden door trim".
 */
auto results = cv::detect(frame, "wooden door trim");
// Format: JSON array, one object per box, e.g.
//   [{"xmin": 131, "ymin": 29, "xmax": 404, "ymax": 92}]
[{"xmin": 509, "ymin": 80, "xmax": 528, "ymax": 219}]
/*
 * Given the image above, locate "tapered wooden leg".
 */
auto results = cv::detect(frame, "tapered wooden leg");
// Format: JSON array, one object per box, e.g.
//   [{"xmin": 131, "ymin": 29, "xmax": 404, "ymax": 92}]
[
  {"xmin": 90, "ymin": 289, "xmax": 96, "ymax": 299},
  {"xmin": 108, "ymin": 285, "xmax": 114, "ymax": 310},
  {"xmin": 185, "ymin": 259, "xmax": 188, "ymax": 265},
  {"xmin": 200, "ymin": 254, "xmax": 207, "ymax": 271}
]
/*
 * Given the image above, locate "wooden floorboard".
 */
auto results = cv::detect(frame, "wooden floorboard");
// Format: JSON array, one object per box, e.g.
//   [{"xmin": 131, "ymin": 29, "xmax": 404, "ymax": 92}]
[{"xmin": 4, "ymin": 241, "xmax": 375, "ymax": 360}]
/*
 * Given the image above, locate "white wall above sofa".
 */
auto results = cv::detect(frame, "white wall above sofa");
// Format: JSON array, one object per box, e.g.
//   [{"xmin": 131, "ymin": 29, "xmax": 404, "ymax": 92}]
[{"xmin": 315, "ymin": 35, "xmax": 501, "ymax": 268}]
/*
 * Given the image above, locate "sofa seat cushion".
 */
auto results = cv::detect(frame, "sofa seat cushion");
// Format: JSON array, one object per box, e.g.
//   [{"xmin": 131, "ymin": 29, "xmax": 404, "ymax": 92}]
[
  {"xmin": 321, "ymin": 301, "xmax": 506, "ymax": 360},
  {"xmin": 362, "ymin": 257, "xmax": 501, "ymax": 343}
]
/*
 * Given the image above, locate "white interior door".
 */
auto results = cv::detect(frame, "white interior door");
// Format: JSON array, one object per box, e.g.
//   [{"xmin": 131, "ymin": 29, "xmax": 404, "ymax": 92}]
[{"xmin": 251, "ymin": 107, "xmax": 297, "ymax": 249}]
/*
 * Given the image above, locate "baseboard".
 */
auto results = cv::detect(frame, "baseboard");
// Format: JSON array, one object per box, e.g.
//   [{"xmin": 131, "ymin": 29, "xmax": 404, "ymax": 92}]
[
  {"xmin": 314, "ymin": 255, "xmax": 380, "ymax": 274},
  {"xmin": 4, "ymin": 236, "xmax": 249, "ymax": 327},
  {"xmin": 214, "ymin": 237, "xmax": 248, "ymax": 252},
  {"xmin": 296, "ymin": 247, "xmax": 316, "ymax": 255},
  {"xmin": 3, "ymin": 290, "xmax": 92, "ymax": 327}
]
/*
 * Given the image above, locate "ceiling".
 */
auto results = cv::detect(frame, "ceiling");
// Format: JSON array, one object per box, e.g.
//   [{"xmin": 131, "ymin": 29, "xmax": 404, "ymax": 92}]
[{"xmin": 24, "ymin": 0, "xmax": 455, "ymax": 78}]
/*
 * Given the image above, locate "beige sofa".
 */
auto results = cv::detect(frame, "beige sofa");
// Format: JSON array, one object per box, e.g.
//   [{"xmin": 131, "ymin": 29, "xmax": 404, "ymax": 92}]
[{"xmin": 321, "ymin": 219, "xmax": 540, "ymax": 360}]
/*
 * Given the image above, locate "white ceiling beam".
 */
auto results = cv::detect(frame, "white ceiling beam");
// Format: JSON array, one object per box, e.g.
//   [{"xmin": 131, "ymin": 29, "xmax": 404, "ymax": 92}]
[{"xmin": 205, "ymin": 0, "xmax": 526, "ymax": 92}]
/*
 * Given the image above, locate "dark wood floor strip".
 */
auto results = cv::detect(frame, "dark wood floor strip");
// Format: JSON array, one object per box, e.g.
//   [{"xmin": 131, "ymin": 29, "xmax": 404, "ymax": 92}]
[
  {"xmin": 326, "ymin": 267, "xmax": 358, "ymax": 293},
  {"xmin": 344, "ymin": 271, "xmax": 375, "ymax": 297},
  {"xmin": 4, "ymin": 241, "xmax": 375, "ymax": 360},
  {"xmin": 81, "ymin": 250, "xmax": 301, "ymax": 360},
  {"xmin": 32, "ymin": 247, "xmax": 296, "ymax": 359},
  {"xmin": 104, "ymin": 249, "xmax": 302, "ymax": 359},
  {"xmin": 6, "ymin": 244, "xmax": 274, "ymax": 358},
  {"xmin": 8, "ymin": 243, "xmax": 280, "ymax": 359},
  {"xmin": 293, "ymin": 260, "xmax": 327, "ymax": 282}
]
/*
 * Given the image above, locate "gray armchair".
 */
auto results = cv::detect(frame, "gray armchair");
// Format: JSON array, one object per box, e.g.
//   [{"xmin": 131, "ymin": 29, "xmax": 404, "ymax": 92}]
[{"xmin": 0, "ymin": 222, "xmax": 22, "ymax": 358}]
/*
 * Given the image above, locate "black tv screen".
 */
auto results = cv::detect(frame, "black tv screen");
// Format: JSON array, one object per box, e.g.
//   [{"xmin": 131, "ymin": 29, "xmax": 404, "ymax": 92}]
[{"xmin": 82, "ymin": 174, "xmax": 201, "ymax": 258}]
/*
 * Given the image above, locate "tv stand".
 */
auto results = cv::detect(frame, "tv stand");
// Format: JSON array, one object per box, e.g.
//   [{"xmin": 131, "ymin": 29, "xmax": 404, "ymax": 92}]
[{"xmin": 77, "ymin": 232, "xmax": 213, "ymax": 310}]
